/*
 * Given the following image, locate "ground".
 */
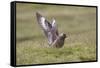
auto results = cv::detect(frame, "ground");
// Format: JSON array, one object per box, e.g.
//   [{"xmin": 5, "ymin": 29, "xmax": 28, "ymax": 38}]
[{"xmin": 16, "ymin": 3, "xmax": 97, "ymax": 65}]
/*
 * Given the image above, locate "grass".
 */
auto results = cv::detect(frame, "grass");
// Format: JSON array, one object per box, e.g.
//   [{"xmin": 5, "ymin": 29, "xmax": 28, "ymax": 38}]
[{"xmin": 16, "ymin": 3, "xmax": 97, "ymax": 65}]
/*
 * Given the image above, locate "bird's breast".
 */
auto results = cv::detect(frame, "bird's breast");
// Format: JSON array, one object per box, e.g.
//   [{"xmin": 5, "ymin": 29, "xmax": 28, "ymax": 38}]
[{"xmin": 51, "ymin": 37, "xmax": 64, "ymax": 48}]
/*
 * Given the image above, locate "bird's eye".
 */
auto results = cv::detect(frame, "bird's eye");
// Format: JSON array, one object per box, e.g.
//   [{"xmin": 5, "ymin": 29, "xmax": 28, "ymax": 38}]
[{"xmin": 63, "ymin": 34, "xmax": 66, "ymax": 38}]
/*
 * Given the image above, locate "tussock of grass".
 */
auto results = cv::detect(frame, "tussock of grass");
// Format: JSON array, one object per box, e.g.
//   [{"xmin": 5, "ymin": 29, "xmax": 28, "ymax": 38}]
[{"xmin": 16, "ymin": 3, "xmax": 96, "ymax": 65}]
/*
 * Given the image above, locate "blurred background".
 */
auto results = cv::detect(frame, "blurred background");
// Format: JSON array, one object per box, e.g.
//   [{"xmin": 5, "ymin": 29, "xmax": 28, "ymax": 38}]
[{"xmin": 16, "ymin": 3, "xmax": 96, "ymax": 65}]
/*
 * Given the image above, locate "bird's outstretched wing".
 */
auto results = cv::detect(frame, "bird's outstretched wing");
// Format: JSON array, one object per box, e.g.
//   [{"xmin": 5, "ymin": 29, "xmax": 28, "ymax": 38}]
[
  {"xmin": 50, "ymin": 19, "xmax": 59, "ymax": 42},
  {"xmin": 51, "ymin": 18, "xmax": 59, "ymax": 36},
  {"xmin": 36, "ymin": 12, "xmax": 53, "ymax": 44},
  {"xmin": 36, "ymin": 12, "xmax": 59, "ymax": 45}
]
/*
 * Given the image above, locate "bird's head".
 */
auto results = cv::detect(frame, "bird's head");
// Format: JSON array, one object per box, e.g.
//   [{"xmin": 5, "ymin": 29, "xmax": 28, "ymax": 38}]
[{"xmin": 60, "ymin": 33, "xmax": 67, "ymax": 39}]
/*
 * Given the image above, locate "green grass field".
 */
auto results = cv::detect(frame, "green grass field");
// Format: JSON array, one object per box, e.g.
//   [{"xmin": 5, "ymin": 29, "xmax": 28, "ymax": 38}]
[{"xmin": 16, "ymin": 3, "xmax": 97, "ymax": 65}]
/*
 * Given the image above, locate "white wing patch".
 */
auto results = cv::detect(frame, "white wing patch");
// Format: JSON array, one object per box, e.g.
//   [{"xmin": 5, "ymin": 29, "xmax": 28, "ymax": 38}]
[
  {"xmin": 52, "ymin": 18, "xmax": 56, "ymax": 27},
  {"xmin": 40, "ymin": 17, "xmax": 48, "ymax": 30}
]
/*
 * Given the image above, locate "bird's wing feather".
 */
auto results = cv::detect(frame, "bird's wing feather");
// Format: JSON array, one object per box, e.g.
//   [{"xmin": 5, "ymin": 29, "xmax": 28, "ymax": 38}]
[
  {"xmin": 51, "ymin": 18, "xmax": 59, "ymax": 36},
  {"xmin": 36, "ymin": 12, "xmax": 52, "ymax": 31},
  {"xmin": 36, "ymin": 12, "xmax": 53, "ymax": 44}
]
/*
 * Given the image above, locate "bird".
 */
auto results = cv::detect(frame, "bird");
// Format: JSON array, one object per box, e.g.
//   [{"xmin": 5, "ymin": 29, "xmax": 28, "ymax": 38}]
[{"xmin": 36, "ymin": 12, "xmax": 66, "ymax": 48}]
